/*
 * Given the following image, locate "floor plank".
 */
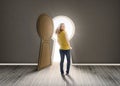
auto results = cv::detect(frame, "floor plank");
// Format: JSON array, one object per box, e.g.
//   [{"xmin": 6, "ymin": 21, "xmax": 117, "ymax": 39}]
[{"xmin": 0, "ymin": 63, "xmax": 120, "ymax": 86}]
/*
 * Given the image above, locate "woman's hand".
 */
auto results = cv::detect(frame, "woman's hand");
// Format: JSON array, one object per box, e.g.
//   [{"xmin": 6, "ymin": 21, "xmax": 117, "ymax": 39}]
[{"xmin": 70, "ymin": 46, "xmax": 72, "ymax": 49}]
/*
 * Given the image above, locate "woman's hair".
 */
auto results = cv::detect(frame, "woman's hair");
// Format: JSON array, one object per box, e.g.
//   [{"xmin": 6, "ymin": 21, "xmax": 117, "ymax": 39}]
[{"xmin": 55, "ymin": 23, "xmax": 64, "ymax": 34}]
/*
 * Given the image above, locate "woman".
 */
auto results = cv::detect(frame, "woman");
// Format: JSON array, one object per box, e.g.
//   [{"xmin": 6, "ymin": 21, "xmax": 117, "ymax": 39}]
[{"xmin": 56, "ymin": 23, "xmax": 72, "ymax": 75}]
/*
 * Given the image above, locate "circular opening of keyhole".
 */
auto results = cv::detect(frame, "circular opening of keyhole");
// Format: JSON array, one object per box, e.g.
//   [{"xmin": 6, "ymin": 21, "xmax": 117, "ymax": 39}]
[{"xmin": 52, "ymin": 15, "xmax": 75, "ymax": 62}]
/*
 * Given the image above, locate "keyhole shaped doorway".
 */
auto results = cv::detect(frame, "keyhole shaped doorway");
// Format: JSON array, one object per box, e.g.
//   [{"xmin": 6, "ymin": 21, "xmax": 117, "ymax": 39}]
[{"xmin": 52, "ymin": 16, "xmax": 75, "ymax": 63}]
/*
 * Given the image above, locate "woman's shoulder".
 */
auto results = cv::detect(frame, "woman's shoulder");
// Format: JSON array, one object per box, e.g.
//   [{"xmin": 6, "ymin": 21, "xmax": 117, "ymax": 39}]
[
  {"xmin": 58, "ymin": 31, "xmax": 66, "ymax": 36},
  {"xmin": 61, "ymin": 31, "xmax": 66, "ymax": 34}
]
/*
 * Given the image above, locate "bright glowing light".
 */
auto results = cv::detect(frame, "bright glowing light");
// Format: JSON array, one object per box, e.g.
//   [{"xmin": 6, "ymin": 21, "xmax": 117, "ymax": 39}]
[{"xmin": 52, "ymin": 16, "xmax": 75, "ymax": 62}]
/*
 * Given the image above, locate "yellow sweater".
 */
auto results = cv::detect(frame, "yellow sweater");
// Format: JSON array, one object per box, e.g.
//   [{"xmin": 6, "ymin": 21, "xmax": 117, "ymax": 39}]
[{"xmin": 57, "ymin": 31, "xmax": 70, "ymax": 50}]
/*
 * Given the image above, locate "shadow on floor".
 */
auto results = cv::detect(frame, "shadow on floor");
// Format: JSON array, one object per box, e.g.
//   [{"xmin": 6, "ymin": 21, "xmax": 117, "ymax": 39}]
[{"xmin": 61, "ymin": 74, "xmax": 76, "ymax": 86}]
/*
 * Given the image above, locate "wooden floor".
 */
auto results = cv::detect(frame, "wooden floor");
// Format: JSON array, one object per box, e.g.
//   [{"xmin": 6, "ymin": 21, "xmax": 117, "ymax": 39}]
[{"xmin": 0, "ymin": 62, "xmax": 120, "ymax": 86}]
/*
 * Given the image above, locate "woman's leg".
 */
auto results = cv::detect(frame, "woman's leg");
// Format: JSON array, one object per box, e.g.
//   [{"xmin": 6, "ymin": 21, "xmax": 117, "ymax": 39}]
[
  {"xmin": 65, "ymin": 50, "xmax": 70, "ymax": 74},
  {"xmin": 59, "ymin": 50, "xmax": 65, "ymax": 74}
]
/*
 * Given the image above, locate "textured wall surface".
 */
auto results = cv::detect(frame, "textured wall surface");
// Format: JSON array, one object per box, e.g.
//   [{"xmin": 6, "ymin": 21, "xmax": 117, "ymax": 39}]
[{"xmin": 0, "ymin": 0, "xmax": 120, "ymax": 63}]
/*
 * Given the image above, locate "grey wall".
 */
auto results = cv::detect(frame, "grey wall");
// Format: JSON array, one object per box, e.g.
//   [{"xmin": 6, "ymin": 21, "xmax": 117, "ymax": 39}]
[
  {"xmin": 70, "ymin": 0, "xmax": 120, "ymax": 63},
  {"xmin": 0, "ymin": 0, "xmax": 120, "ymax": 63}
]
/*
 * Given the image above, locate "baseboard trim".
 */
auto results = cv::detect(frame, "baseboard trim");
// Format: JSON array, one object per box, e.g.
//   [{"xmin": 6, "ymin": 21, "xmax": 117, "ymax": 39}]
[
  {"xmin": 72, "ymin": 63, "xmax": 120, "ymax": 66},
  {"xmin": 0, "ymin": 63, "xmax": 38, "ymax": 65},
  {"xmin": 0, "ymin": 63, "xmax": 120, "ymax": 66}
]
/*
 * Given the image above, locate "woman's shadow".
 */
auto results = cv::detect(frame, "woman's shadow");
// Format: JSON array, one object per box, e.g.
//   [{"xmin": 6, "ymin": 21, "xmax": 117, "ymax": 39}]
[{"xmin": 61, "ymin": 74, "xmax": 76, "ymax": 86}]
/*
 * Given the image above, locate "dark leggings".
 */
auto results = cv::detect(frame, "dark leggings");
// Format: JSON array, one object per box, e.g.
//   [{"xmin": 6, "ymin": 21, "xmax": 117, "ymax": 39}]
[{"xmin": 59, "ymin": 49, "xmax": 71, "ymax": 74}]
